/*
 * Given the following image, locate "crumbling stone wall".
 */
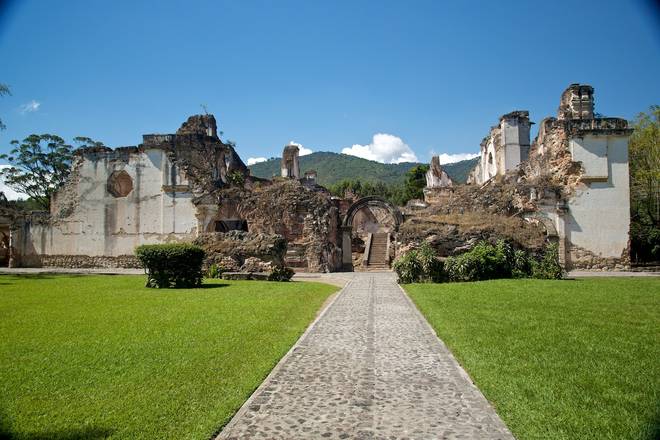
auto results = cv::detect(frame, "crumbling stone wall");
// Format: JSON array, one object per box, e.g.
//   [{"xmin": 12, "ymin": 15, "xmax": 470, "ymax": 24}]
[
  {"xmin": 10, "ymin": 114, "xmax": 250, "ymax": 269},
  {"xmin": 454, "ymin": 84, "xmax": 632, "ymax": 270},
  {"xmin": 193, "ymin": 231, "xmax": 287, "ymax": 270},
  {"xmin": 39, "ymin": 255, "xmax": 142, "ymax": 268},
  {"xmin": 214, "ymin": 179, "xmax": 342, "ymax": 272}
]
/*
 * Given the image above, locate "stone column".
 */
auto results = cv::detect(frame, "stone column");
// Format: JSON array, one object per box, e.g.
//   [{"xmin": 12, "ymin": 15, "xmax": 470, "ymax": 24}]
[
  {"xmin": 341, "ymin": 225, "xmax": 353, "ymax": 271},
  {"xmin": 555, "ymin": 202, "xmax": 569, "ymax": 269}
]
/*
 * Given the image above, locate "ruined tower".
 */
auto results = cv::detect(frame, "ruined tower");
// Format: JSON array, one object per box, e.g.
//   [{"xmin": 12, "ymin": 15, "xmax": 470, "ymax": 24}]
[
  {"xmin": 423, "ymin": 155, "xmax": 454, "ymax": 204},
  {"xmin": 470, "ymin": 110, "xmax": 531, "ymax": 184},
  {"xmin": 425, "ymin": 156, "xmax": 453, "ymax": 188},
  {"xmin": 558, "ymin": 84, "xmax": 594, "ymax": 120},
  {"xmin": 500, "ymin": 110, "xmax": 532, "ymax": 168},
  {"xmin": 281, "ymin": 143, "xmax": 300, "ymax": 179}
]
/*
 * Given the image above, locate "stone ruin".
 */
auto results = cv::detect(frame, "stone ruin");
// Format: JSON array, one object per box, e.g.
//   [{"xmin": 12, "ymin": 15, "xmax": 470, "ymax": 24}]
[
  {"xmin": 281, "ymin": 143, "xmax": 300, "ymax": 179},
  {"xmin": 3, "ymin": 115, "xmax": 403, "ymax": 272},
  {"xmin": 2, "ymin": 83, "xmax": 633, "ymax": 272},
  {"xmin": 423, "ymin": 156, "xmax": 453, "ymax": 204},
  {"xmin": 417, "ymin": 83, "xmax": 632, "ymax": 270}
]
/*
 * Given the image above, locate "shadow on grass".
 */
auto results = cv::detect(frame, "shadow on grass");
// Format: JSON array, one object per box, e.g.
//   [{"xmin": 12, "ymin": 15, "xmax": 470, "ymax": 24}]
[
  {"xmin": 142, "ymin": 283, "xmax": 231, "ymax": 290},
  {"xmin": 199, "ymin": 283, "xmax": 230, "ymax": 289},
  {"xmin": 0, "ymin": 427, "xmax": 113, "ymax": 440},
  {"xmin": 0, "ymin": 274, "xmax": 87, "ymax": 280},
  {"xmin": 1, "ymin": 408, "xmax": 112, "ymax": 440},
  {"xmin": 650, "ymin": 408, "xmax": 660, "ymax": 440}
]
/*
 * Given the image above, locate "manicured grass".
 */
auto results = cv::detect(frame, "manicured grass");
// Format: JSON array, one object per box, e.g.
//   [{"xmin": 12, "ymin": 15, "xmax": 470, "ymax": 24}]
[
  {"xmin": 0, "ymin": 274, "xmax": 336, "ymax": 439},
  {"xmin": 406, "ymin": 277, "xmax": 660, "ymax": 440}
]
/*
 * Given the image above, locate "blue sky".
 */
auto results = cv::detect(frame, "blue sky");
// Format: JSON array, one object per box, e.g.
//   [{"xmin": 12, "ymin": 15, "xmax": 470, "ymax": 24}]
[{"xmin": 1, "ymin": 0, "xmax": 659, "ymax": 168}]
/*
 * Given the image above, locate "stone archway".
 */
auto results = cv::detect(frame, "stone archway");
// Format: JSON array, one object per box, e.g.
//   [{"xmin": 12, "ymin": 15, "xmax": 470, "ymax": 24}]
[{"xmin": 341, "ymin": 196, "xmax": 403, "ymax": 271}]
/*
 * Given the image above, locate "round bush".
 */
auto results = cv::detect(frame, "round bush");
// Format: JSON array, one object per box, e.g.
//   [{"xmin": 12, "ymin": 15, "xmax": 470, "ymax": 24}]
[{"xmin": 135, "ymin": 243, "xmax": 206, "ymax": 288}]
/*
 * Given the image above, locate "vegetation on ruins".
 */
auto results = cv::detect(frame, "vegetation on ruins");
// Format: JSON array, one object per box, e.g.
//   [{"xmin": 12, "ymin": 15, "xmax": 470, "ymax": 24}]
[
  {"xmin": 135, "ymin": 243, "xmax": 205, "ymax": 288},
  {"xmin": 394, "ymin": 240, "xmax": 563, "ymax": 284},
  {"xmin": 392, "ymin": 242, "xmax": 444, "ymax": 283},
  {"xmin": 267, "ymin": 265, "xmax": 295, "ymax": 281},
  {"xmin": 0, "ymin": 274, "xmax": 336, "ymax": 439},
  {"xmin": 629, "ymin": 105, "xmax": 660, "ymax": 263},
  {"xmin": 0, "ymin": 135, "xmax": 104, "ymax": 210},
  {"xmin": 407, "ymin": 277, "xmax": 660, "ymax": 440}
]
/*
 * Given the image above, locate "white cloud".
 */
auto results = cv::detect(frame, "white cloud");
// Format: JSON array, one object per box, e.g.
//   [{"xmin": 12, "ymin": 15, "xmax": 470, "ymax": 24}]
[
  {"xmin": 19, "ymin": 100, "xmax": 40, "ymax": 114},
  {"xmin": 288, "ymin": 141, "xmax": 313, "ymax": 156},
  {"xmin": 436, "ymin": 153, "xmax": 479, "ymax": 164},
  {"xmin": 342, "ymin": 133, "xmax": 418, "ymax": 164},
  {"xmin": 247, "ymin": 157, "xmax": 267, "ymax": 166},
  {"xmin": 0, "ymin": 165, "xmax": 29, "ymax": 200}
]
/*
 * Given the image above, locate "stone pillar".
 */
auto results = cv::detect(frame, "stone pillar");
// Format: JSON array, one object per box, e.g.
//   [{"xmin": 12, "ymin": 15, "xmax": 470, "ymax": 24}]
[
  {"xmin": 341, "ymin": 225, "xmax": 353, "ymax": 271},
  {"xmin": 425, "ymin": 156, "xmax": 453, "ymax": 189},
  {"xmin": 555, "ymin": 202, "xmax": 569, "ymax": 269},
  {"xmin": 281, "ymin": 144, "xmax": 300, "ymax": 179},
  {"xmin": 500, "ymin": 111, "xmax": 531, "ymax": 170}
]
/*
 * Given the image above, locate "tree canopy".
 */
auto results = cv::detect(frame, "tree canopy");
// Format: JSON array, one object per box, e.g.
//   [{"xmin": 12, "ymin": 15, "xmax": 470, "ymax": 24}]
[
  {"xmin": 0, "ymin": 135, "xmax": 104, "ymax": 210},
  {"xmin": 629, "ymin": 105, "xmax": 660, "ymax": 262},
  {"xmin": 0, "ymin": 83, "xmax": 9, "ymax": 130},
  {"xmin": 327, "ymin": 164, "xmax": 430, "ymax": 207}
]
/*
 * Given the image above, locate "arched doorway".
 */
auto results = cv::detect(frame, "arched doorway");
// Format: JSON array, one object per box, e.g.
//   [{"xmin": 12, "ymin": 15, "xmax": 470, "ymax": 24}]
[{"xmin": 341, "ymin": 196, "xmax": 403, "ymax": 271}]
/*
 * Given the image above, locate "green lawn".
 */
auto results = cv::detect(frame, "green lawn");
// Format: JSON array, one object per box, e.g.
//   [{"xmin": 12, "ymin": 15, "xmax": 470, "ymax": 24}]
[
  {"xmin": 0, "ymin": 274, "xmax": 336, "ymax": 440},
  {"xmin": 406, "ymin": 277, "xmax": 660, "ymax": 440}
]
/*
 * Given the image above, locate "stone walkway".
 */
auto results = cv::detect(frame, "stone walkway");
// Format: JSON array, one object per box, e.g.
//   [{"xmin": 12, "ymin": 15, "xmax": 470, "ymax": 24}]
[{"xmin": 217, "ymin": 272, "xmax": 514, "ymax": 440}]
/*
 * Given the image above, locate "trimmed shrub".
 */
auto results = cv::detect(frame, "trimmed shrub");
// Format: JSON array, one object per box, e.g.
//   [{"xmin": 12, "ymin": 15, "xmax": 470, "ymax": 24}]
[
  {"xmin": 135, "ymin": 243, "xmax": 205, "ymax": 288},
  {"xmin": 268, "ymin": 266, "xmax": 295, "ymax": 282},
  {"xmin": 531, "ymin": 242, "xmax": 564, "ymax": 279}
]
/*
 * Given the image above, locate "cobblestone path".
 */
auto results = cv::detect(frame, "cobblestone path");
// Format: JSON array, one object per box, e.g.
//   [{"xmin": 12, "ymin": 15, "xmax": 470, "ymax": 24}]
[{"xmin": 217, "ymin": 273, "xmax": 514, "ymax": 440}]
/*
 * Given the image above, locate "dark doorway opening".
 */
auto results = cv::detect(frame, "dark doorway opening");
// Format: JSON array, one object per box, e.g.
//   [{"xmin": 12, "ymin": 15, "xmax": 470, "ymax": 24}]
[{"xmin": 214, "ymin": 219, "xmax": 248, "ymax": 233}]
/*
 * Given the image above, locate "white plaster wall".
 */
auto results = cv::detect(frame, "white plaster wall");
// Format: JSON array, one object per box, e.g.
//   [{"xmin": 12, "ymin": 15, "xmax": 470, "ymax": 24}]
[
  {"xmin": 501, "ymin": 119, "xmax": 529, "ymax": 172},
  {"xmin": 566, "ymin": 135, "xmax": 630, "ymax": 258},
  {"xmin": 569, "ymin": 136, "xmax": 608, "ymax": 180},
  {"xmin": 24, "ymin": 149, "xmax": 199, "ymax": 258},
  {"xmin": 504, "ymin": 144, "xmax": 521, "ymax": 171},
  {"xmin": 481, "ymin": 138, "xmax": 497, "ymax": 182}
]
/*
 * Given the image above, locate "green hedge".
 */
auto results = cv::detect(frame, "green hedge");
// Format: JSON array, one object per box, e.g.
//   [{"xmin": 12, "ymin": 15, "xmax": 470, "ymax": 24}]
[{"xmin": 135, "ymin": 243, "xmax": 206, "ymax": 288}]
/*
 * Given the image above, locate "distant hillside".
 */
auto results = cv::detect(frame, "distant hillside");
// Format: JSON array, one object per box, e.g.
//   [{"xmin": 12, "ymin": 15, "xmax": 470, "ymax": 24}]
[{"xmin": 248, "ymin": 152, "xmax": 478, "ymax": 186}]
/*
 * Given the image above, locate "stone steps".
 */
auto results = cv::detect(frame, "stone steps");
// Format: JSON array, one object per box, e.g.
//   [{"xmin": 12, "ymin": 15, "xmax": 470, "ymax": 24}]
[{"xmin": 367, "ymin": 233, "xmax": 389, "ymax": 269}]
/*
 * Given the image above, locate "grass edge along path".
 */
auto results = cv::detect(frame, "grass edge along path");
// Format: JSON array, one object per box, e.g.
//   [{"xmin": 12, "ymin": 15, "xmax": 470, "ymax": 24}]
[
  {"xmin": 405, "ymin": 277, "xmax": 660, "ymax": 440},
  {"xmin": 0, "ymin": 274, "xmax": 337, "ymax": 440}
]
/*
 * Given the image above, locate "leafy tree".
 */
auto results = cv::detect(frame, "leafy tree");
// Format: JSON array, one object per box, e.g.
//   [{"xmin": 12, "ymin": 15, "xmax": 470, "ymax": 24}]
[
  {"xmin": 402, "ymin": 164, "xmax": 429, "ymax": 202},
  {"xmin": 629, "ymin": 106, "xmax": 660, "ymax": 224},
  {"xmin": 327, "ymin": 178, "xmax": 407, "ymax": 206},
  {"xmin": 0, "ymin": 83, "xmax": 10, "ymax": 130},
  {"xmin": 629, "ymin": 106, "xmax": 660, "ymax": 262},
  {"xmin": 326, "ymin": 168, "xmax": 433, "ymax": 207},
  {"xmin": 0, "ymin": 135, "xmax": 104, "ymax": 210}
]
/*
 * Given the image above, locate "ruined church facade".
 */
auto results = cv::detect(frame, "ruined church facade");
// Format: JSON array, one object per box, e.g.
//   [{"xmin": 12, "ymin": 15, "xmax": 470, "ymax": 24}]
[
  {"xmin": 464, "ymin": 84, "xmax": 632, "ymax": 270},
  {"xmin": 9, "ymin": 115, "xmax": 251, "ymax": 267},
  {"xmin": 3, "ymin": 83, "xmax": 633, "ymax": 272}
]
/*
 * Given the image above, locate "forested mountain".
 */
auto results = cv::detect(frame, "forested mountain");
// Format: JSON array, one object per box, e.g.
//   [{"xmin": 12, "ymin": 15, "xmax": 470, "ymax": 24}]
[{"xmin": 248, "ymin": 152, "xmax": 477, "ymax": 185}]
